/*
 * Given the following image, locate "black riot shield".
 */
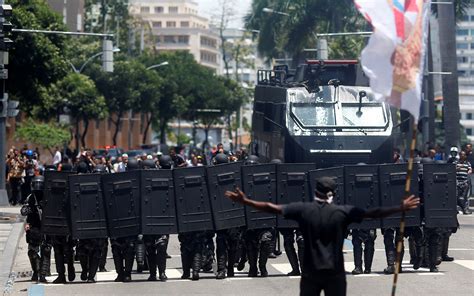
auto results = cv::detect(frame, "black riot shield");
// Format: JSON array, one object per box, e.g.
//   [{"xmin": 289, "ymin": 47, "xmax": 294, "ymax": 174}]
[
  {"xmin": 69, "ymin": 174, "xmax": 108, "ymax": 239},
  {"xmin": 102, "ymin": 171, "xmax": 141, "ymax": 238},
  {"xmin": 344, "ymin": 165, "xmax": 381, "ymax": 229},
  {"xmin": 173, "ymin": 166, "xmax": 214, "ymax": 233},
  {"xmin": 308, "ymin": 167, "xmax": 345, "ymax": 205},
  {"xmin": 41, "ymin": 171, "xmax": 73, "ymax": 236},
  {"xmin": 207, "ymin": 162, "xmax": 245, "ymax": 231},
  {"xmin": 277, "ymin": 163, "xmax": 316, "ymax": 228},
  {"xmin": 379, "ymin": 164, "xmax": 420, "ymax": 228},
  {"xmin": 423, "ymin": 163, "xmax": 457, "ymax": 228},
  {"xmin": 242, "ymin": 164, "xmax": 277, "ymax": 229},
  {"xmin": 141, "ymin": 169, "xmax": 177, "ymax": 235}
]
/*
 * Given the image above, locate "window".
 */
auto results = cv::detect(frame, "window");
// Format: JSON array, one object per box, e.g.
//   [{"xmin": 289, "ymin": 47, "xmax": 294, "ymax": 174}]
[
  {"xmin": 140, "ymin": 6, "xmax": 150, "ymax": 13},
  {"xmin": 462, "ymin": 15, "xmax": 469, "ymax": 22},
  {"xmin": 152, "ymin": 21, "xmax": 162, "ymax": 28},
  {"xmin": 178, "ymin": 35, "xmax": 189, "ymax": 44},
  {"xmin": 458, "ymin": 56, "xmax": 468, "ymax": 63},
  {"xmin": 166, "ymin": 21, "xmax": 176, "ymax": 28},
  {"xmin": 180, "ymin": 21, "xmax": 189, "ymax": 27},
  {"xmin": 457, "ymin": 43, "xmax": 468, "ymax": 49},
  {"xmin": 154, "ymin": 6, "xmax": 163, "ymax": 13},
  {"xmin": 471, "ymin": 15, "xmax": 474, "ymax": 21},
  {"xmin": 457, "ymin": 29, "xmax": 469, "ymax": 36},
  {"xmin": 467, "ymin": 128, "xmax": 473, "ymax": 136},
  {"xmin": 201, "ymin": 36, "xmax": 217, "ymax": 48},
  {"xmin": 291, "ymin": 103, "xmax": 336, "ymax": 127},
  {"xmin": 200, "ymin": 51, "xmax": 217, "ymax": 63},
  {"xmin": 458, "ymin": 70, "xmax": 467, "ymax": 76},
  {"xmin": 467, "ymin": 113, "xmax": 473, "ymax": 120},
  {"xmin": 169, "ymin": 6, "xmax": 178, "ymax": 13},
  {"xmin": 163, "ymin": 36, "xmax": 176, "ymax": 43}
]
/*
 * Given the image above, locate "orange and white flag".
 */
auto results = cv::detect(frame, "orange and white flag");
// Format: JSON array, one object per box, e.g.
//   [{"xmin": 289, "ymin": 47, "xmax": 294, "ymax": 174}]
[{"xmin": 354, "ymin": 0, "xmax": 431, "ymax": 120}]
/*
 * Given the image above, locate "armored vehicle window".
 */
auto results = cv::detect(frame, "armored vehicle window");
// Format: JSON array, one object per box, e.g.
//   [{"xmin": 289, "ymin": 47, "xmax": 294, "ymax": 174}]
[
  {"xmin": 341, "ymin": 103, "xmax": 387, "ymax": 127},
  {"xmin": 291, "ymin": 103, "xmax": 336, "ymax": 127}
]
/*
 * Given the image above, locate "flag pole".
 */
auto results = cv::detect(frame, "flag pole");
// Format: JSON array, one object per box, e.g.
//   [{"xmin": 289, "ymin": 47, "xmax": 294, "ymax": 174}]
[{"xmin": 391, "ymin": 122, "xmax": 418, "ymax": 296}]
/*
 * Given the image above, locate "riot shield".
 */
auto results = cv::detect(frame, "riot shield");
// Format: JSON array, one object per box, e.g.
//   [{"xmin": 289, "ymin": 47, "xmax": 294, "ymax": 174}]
[
  {"xmin": 69, "ymin": 174, "xmax": 108, "ymax": 239},
  {"xmin": 141, "ymin": 169, "xmax": 177, "ymax": 235},
  {"xmin": 379, "ymin": 164, "xmax": 420, "ymax": 228},
  {"xmin": 241, "ymin": 164, "xmax": 277, "ymax": 229},
  {"xmin": 308, "ymin": 167, "xmax": 345, "ymax": 205},
  {"xmin": 41, "ymin": 171, "xmax": 73, "ymax": 236},
  {"xmin": 173, "ymin": 166, "xmax": 214, "ymax": 233},
  {"xmin": 344, "ymin": 165, "xmax": 381, "ymax": 229},
  {"xmin": 277, "ymin": 163, "xmax": 316, "ymax": 228},
  {"xmin": 423, "ymin": 163, "xmax": 457, "ymax": 228},
  {"xmin": 102, "ymin": 171, "xmax": 141, "ymax": 238},
  {"xmin": 207, "ymin": 162, "xmax": 245, "ymax": 230}
]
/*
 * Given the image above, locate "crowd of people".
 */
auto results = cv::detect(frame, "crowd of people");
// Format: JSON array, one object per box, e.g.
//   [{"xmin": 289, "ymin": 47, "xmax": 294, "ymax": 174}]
[{"xmin": 6, "ymin": 142, "xmax": 472, "ymax": 296}]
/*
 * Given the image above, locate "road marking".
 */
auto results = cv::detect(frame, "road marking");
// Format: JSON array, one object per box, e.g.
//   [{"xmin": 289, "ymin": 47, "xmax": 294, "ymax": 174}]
[
  {"xmin": 27, "ymin": 284, "xmax": 44, "ymax": 296},
  {"xmin": 165, "ymin": 268, "xmax": 183, "ymax": 279},
  {"xmin": 417, "ymin": 272, "xmax": 444, "ymax": 276},
  {"xmin": 454, "ymin": 260, "xmax": 474, "ymax": 270},
  {"xmin": 271, "ymin": 263, "xmax": 292, "ymax": 274}
]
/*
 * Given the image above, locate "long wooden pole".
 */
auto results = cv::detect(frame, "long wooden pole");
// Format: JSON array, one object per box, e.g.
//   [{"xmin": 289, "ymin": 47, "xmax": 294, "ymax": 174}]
[{"xmin": 391, "ymin": 122, "xmax": 418, "ymax": 296}]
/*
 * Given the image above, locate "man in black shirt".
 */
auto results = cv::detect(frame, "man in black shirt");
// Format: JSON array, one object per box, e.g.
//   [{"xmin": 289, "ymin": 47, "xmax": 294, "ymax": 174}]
[{"xmin": 225, "ymin": 177, "xmax": 419, "ymax": 296}]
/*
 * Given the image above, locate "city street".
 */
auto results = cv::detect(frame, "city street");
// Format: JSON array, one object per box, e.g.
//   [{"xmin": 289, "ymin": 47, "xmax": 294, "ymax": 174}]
[{"xmin": 8, "ymin": 214, "xmax": 474, "ymax": 296}]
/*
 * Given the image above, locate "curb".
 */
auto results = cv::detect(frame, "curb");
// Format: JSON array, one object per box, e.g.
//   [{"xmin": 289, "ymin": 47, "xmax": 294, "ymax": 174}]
[{"xmin": 0, "ymin": 221, "xmax": 24, "ymax": 295}]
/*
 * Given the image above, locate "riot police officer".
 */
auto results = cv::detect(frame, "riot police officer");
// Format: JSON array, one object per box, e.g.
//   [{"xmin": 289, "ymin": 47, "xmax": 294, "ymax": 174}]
[
  {"xmin": 20, "ymin": 175, "xmax": 51, "ymax": 282},
  {"xmin": 351, "ymin": 229, "xmax": 376, "ymax": 274}
]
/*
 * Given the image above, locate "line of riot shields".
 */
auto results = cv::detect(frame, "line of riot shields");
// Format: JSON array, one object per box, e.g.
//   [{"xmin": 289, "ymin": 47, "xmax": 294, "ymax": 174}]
[{"xmin": 40, "ymin": 162, "xmax": 458, "ymax": 240}]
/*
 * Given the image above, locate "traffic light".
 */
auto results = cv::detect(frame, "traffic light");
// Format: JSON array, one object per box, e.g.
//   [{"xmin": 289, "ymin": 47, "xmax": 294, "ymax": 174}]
[
  {"xmin": 7, "ymin": 99, "xmax": 18, "ymax": 117},
  {"xmin": 102, "ymin": 39, "xmax": 114, "ymax": 73},
  {"xmin": 0, "ymin": 4, "xmax": 13, "ymax": 51}
]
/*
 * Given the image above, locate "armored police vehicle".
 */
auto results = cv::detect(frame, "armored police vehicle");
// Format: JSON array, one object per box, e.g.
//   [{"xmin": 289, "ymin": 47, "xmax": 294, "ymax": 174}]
[{"xmin": 251, "ymin": 60, "xmax": 394, "ymax": 167}]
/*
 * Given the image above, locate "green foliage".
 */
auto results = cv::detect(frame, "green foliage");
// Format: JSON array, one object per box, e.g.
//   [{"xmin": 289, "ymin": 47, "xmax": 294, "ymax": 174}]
[
  {"xmin": 16, "ymin": 119, "xmax": 70, "ymax": 154},
  {"xmin": 8, "ymin": 0, "xmax": 70, "ymax": 114},
  {"xmin": 245, "ymin": 0, "xmax": 366, "ymax": 62}
]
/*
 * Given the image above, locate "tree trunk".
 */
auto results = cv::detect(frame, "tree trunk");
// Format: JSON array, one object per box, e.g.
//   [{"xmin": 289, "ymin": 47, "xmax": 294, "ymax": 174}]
[
  {"xmin": 159, "ymin": 120, "xmax": 167, "ymax": 144},
  {"xmin": 142, "ymin": 113, "xmax": 152, "ymax": 144},
  {"xmin": 80, "ymin": 119, "xmax": 89, "ymax": 149},
  {"xmin": 226, "ymin": 114, "xmax": 234, "ymax": 152},
  {"xmin": 438, "ymin": 3, "xmax": 460, "ymax": 149},
  {"xmin": 75, "ymin": 119, "xmax": 80, "ymax": 151},
  {"xmin": 202, "ymin": 127, "xmax": 210, "ymax": 150},
  {"xmin": 112, "ymin": 112, "xmax": 123, "ymax": 146}
]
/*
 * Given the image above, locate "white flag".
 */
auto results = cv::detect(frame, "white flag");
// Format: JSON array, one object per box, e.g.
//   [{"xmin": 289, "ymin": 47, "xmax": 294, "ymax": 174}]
[{"xmin": 354, "ymin": 0, "xmax": 431, "ymax": 121}]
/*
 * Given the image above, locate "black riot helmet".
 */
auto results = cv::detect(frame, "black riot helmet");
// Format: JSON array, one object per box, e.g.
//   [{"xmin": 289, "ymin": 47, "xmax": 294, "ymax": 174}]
[
  {"xmin": 214, "ymin": 153, "xmax": 229, "ymax": 165},
  {"xmin": 93, "ymin": 164, "xmax": 107, "ymax": 173},
  {"xmin": 127, "ymin": 158, "xmax": 140, "ymax": 171},
  {"xmin": 244, "ymin": 155, "xmax": 259, "ymax": 165},
  {"xmin": 159, "ymin": 155, "xmax": 173, "ymax": 169},
  {"xmin": 270, "ymin": 159, "xmax": 282, "ymax": 164},
  {"xmin": 141, "ymin": 159, "xmax": 157, "ymax": 170},
  {"xmin": 31, "ymin": 175, "xmax": 45, "ymax": 192},
  {"xmin": 76, "ymin": 162, "xmax": 89, "ymax": 174}
]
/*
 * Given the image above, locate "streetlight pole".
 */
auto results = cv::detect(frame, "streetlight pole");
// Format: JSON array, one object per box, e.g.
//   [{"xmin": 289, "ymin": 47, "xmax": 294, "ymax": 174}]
[{"xmin": 68, "ymin": 47, "xmax": 120, "ymax": 74}]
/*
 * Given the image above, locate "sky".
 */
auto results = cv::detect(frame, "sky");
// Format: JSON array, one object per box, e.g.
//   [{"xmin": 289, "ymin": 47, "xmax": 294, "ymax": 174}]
[{"xmin": 197, "ymin": 0, "xmax": 252, "ymax": 28}]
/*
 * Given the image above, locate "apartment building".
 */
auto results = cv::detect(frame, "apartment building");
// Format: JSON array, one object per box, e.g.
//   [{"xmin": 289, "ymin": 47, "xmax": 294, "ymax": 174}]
[
  {"xmin": 456, "ymin": 6, "xmax": 474, "ymax": 142},
  {"xmin": 129, "ymin": 0, "xmax": 221, "ymax": 73},
  {"xmin": 47, "ymin": 0, "xmax": 85, "ymax": 32}
]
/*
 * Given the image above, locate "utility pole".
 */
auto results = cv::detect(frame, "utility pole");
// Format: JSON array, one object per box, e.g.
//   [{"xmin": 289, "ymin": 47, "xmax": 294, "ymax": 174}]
[{"xmin": 0, "ymin": 2, "xmax": 15, "ymax": 206}]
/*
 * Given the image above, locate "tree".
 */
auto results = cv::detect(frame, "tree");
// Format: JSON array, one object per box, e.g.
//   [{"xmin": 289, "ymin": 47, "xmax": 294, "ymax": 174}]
[
  {"xmin": 8, "ymin": 0, "xmax": 70, "ymax": 116},
  {"xmin": 16, "ymin": 120, "xmax": 70, "ymax": 156},
  {"xmin": 92, "ymin": 60, "xmax": 144, "ymax": 145},
  {"xmin": 245, "ymin": 0, "xmax": 366, "ymax": 63}
]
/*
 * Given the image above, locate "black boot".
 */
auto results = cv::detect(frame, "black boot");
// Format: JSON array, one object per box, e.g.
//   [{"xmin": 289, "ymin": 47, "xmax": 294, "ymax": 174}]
[
  {"xmin": 216, "ymin": 253, "xmax": 227, "ymax": 280},
  {"xmin": 52, "ymin": 274, "xmax": 66, "ymax": 284},
  {"xmin": 429, "ymin": 241, "xmax": 439, "ymax": 272},
  {"xmin": 53, "ymin": 245, "xmax": 67, "ymax": 284},
  {"xmin": 227, "ymin": 249, "xmax": 236, "ymax": 277},
  {"xmin": 28, "ymin": 249, "xmax": 40, "ymax": 281},
  {"xmin": 364, "ymin": 245, "xmax": 375, "ymax": 274},
  {"xmin": 441, "ymin": 235, "xmax": 454, "ymax": 261},
  {"xmin": 352, "ymin": 266, "xmax": 363, "ymax": 275},
  {"xmin": 123, "ymin": 251, "xmax": 135, "ymax": 282},
  {"xmin": 113, "ymin": 253, "xmax": 125, "ymax": 282},
  {"xmin": 247, "ymin": 244, "xmax": 258, "ymax": 277},
  {"xmin": 285, "ymin": 246, "xmax": 301, "ymax": 276},
  {"xmin": 258, "ymin": 240, "xmax": 271, "ymax": 278},
  {"xmin": 87, "ymin": 256, "xmax": 100, "ymax": 282},
  {"xmin": 79, "ymin": 255, "xmax": 89, "ymax": 281},
  {"xmin": 147, "ymin": 251, "xmax": 157, "ymax": 281},
  {"xmin": 384, "ymin": 250, "xmax": 396, "ymax": 275},
  {"xmin": 180, "ymin": 251, "xmax": 191, "ymax": 279},
  {"xmin": 192, "ymin": 252, "xmax": 202, "ymax": 281}
]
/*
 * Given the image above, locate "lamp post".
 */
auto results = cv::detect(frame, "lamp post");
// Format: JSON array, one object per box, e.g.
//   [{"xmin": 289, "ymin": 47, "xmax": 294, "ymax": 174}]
[
  {"xmin": 146, "ymin": 61, "xmax": 169, "ymax": 70},
  {"xmin": 68, "ymin": 46, "xmax": 120, "ymax": 74}
]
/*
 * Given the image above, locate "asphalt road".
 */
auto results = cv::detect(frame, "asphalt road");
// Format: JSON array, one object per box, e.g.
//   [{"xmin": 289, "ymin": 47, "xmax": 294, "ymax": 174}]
[{"xmin": 9, "ymin": 214, "xmax": 474, "ymax": 296}]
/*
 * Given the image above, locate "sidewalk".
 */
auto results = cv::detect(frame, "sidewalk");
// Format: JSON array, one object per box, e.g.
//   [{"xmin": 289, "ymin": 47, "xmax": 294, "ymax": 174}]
[{"xmin": 0, "ymin": 205, "xmax": 24, "ymax": 295}]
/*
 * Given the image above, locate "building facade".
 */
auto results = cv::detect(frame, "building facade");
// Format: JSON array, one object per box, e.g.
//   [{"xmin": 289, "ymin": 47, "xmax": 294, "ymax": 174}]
[
  {"xmin": 456, "ymin": 6, "xmax": 474, "ymax": 142},
  {"xmin": 129, "ymin": 0, "xmax": 221, "ymax": 73},
  {"xmin": 47, "ymin": 0, "xmax": 85, "ymax": 32}
]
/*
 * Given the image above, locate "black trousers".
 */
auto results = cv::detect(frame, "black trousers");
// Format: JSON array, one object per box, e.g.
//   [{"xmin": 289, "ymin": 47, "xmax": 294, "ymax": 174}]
[{"xmin": 300, "ymin": 273, "xmax": 346, "ymax": 296}]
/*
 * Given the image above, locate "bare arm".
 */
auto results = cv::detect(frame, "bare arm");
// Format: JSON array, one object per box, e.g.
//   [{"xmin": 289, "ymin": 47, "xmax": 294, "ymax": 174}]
[
  {"xmin": 225, "ymin": 188, "xmax": 283, "ymax": 215},
  {"xmin": 363, "ymin": 195, "xmax": 420, "ymax": 219}
]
